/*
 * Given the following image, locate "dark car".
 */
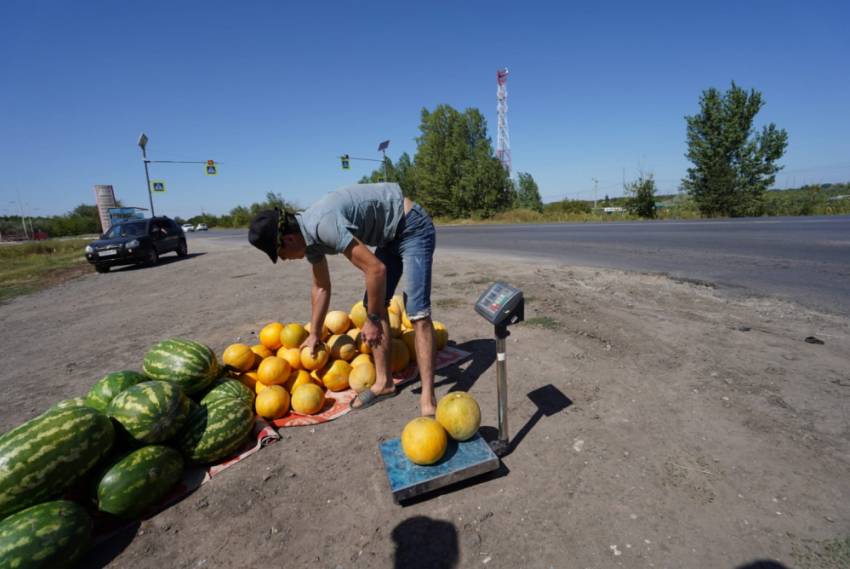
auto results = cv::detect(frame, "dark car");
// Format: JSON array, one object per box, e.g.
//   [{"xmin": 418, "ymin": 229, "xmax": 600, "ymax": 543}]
[{"xmin": 85, "ymin": 216, "xmax": 187, "ymax": 273}]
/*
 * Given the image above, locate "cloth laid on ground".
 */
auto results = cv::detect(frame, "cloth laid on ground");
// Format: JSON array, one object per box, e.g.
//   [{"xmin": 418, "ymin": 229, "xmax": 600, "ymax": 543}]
[
  {"xmin": 91, "ymin": 417, "xmax": 279, "ymax": 545},
  {"xmin": 271, "ymin": 345, "xmax": 472, "ymax": 428}
]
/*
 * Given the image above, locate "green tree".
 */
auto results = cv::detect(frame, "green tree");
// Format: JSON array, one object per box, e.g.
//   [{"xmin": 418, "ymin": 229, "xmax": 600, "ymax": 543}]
[
  {"xmin": 624, "ymin": 170, "xmax": 658, "ymax": 218},
  {"xmin": 413, "ymin": 104, "xmax": 513, "ymax": 218},
  {"xmin": 515, "ymin": 172, "xmax": 543, "ymax": 212},
  {"xmin": 682, "ymin": 81, "xmax": 789, "ymax": 217}
]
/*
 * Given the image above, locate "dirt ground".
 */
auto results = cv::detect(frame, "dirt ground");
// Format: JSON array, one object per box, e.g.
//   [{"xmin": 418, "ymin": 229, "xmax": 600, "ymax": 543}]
[{"xmin": 1, "ymin": 234, "xmax": 848, "ymax": 569}]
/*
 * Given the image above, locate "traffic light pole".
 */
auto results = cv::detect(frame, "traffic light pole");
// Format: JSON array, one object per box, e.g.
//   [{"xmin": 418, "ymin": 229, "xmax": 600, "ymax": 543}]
[{"xmin": 141, "ymin": 146, "xmax": 155, "ymax": 217}]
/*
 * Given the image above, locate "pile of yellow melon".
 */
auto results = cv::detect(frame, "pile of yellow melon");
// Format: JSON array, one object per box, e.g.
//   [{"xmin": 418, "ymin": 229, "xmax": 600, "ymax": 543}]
[
  {"xmin": 401, "ymin": 392, "xmax": 481, "ymax": 465},
  {"xmin": 220, "ymin": 296, "xmax": 450, "ymax": 421}
]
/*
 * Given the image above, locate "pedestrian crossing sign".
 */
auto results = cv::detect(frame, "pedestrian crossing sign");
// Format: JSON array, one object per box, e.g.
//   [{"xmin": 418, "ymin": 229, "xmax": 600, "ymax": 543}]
[
  {"xmin": 206, "ymin": 165, "xmax": 218, "ymax": 176},
  {"xmin": 341, "ymin": 159, "xmax": 350, "ymax": 170},
  {"xmin": 377, "ymin": 176, "xmax": 386, "ymax": 183},
  {"xmin": 152, "ymin": 181, "xmax": 165, "ymax": 193}
]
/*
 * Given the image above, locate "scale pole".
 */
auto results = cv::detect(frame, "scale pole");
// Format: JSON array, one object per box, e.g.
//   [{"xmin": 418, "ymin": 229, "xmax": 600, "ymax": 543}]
[{"xmin": 495, "ymin": 336, "xmax": 509, "ymax": 449}]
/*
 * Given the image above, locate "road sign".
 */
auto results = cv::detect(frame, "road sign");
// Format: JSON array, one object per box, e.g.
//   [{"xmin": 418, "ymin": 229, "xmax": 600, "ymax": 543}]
[
  {"xmin": 341, "ymin": 159, "xmax": 350, "ymax": 170},
  {"xmin": 377, "ymin": 176, "xmax": 386, "ymax": 183},
  {"xmin": 152, "ymin": 181, "xmax": 166, "ymax": 193},
  {"xmin": 206, "ymin": 165, "xmax": 218, "ymax": 176}
]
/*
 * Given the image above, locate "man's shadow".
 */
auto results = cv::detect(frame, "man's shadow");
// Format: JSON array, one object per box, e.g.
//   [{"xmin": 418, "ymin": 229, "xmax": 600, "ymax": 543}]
[{"xmin": 392, "ymin": 516, "xmax": 459, "ymax": 569}]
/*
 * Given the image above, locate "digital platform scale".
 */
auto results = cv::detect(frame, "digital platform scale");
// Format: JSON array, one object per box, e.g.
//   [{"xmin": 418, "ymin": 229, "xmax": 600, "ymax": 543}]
[{"xmin": 380, "ymin": 282, "xmax": 524, "ymax": 503}]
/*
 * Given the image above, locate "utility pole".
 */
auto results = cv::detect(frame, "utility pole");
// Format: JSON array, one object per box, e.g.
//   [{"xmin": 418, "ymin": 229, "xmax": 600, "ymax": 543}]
[
  {"xmin": 16, "ymin": 191, "xmax": 28, "ymax": 239},
  {"xmin": 592, "ymin": 178, "xmax": 599, "ymax": 209}
]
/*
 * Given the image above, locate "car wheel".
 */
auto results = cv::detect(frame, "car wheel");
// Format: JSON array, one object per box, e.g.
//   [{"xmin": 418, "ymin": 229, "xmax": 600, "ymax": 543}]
[
  {"xmin": 94, "ymin": 264, "xmax": 110, "ymax": 274},
  {"xmin": 176, "ymin": 239, "xmax": 188, "ymax": 257},
  {"xmin": 143, "ymin": 247, "xmax": 159, "ymax": 267}
]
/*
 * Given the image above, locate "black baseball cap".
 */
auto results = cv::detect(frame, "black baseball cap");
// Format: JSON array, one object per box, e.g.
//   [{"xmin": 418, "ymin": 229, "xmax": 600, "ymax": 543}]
[{"xmin": 248, "ymin": 208, "xmax": 287, "ymax": 264}]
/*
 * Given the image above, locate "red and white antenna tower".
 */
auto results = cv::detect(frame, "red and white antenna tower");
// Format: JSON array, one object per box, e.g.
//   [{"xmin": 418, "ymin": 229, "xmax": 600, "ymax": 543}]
[{"xmin": 496, "ymin": 68, "xmax": 512, "ymax": 175}]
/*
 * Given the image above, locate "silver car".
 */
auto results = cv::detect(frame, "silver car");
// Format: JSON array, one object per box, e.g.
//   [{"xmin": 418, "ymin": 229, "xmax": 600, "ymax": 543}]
[
  {"xmin": 181, "ymin": 224, "xmax": 195, "ymax": 232},
  {"xmin": 196, "ymin": 223, "xmax": 208, "ymax": 231}
]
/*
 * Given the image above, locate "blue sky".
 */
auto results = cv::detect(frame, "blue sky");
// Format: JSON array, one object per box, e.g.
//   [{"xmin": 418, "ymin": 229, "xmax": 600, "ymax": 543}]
[{"xmin": 1, "ymin": 0, "xmax": 848, "ymax": 219}]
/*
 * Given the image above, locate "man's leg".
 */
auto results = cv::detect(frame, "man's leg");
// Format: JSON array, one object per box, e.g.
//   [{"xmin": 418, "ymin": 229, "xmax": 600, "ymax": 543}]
[
  {"xmin": 412, "ymin": 316, "xmax": 437, "ymax": 415},
  {"xmin": 350, "ymin": 314, "xmax": 395, "ymax": 408}
]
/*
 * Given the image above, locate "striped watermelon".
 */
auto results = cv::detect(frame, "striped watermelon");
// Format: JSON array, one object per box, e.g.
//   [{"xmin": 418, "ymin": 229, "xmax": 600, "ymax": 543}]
[
  {"xmin": 107, "ymin": 381, "xmax": 189, "ymax": 445},
  {"xmin": 174, "ymin": 398, "xmax": 254, "ymax": 464},
  {"xmin": 95, "ymin": 446, "xmax": 184, "ymax": 518},
  {"xmin": 200, "ymin": 379, "xmax": 256, "ymax": 410},
  {"xmin": 85, "ymin": 370, "xmax": 147, "ymax": 412},
  {"xmin": 0, "ymin": 407, "xmax": 114, "ymax": 519},
  {"xmin": 47, "ymin": 397, "xmax": 88, "ymax": 413},
  {"xmin": 0, "ymin": 500, "xmax": 91, "ymax": 569},
  {"xmin": 143, "ymin": 339, "xmax": 219, "ymax": 395}
]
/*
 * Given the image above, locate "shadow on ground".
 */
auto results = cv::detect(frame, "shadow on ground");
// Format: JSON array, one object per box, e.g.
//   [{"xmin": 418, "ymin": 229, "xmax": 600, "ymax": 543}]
[{"xmin": 392, "ymin": 515, "xmax": 459, "ymax": 569}]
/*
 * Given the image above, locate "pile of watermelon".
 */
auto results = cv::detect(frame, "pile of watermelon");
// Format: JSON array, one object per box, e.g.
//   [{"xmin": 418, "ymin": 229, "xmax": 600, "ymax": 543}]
[{"xmin": 0, "ymin": 338, "xmax": 256, "ymax": 569}]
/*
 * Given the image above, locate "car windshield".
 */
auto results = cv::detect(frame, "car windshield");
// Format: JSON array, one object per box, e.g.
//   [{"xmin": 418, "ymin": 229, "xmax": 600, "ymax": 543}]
[{"xmin": 105, "ymin": 222, "xmax": 146, "ymax": 238}]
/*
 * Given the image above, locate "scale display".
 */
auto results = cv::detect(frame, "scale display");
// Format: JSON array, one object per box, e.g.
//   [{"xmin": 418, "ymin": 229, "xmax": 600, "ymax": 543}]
[{"xmin": 474, "ymin": 281, "xmax": 524, "ymax": 326}]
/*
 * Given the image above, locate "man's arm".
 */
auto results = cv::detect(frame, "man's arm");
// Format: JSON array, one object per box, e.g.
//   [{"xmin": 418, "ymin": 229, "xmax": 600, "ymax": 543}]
[
  {"xmin": 306, "ymin": 257, "xmax": 332, "ymax": 352},
  {"xmin": 343, "ymin": 237, "xmax": 387, "ymax": 347}
]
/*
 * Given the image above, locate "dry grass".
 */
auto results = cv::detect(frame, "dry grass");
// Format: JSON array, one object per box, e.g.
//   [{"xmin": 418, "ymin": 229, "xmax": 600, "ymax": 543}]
[{"xmin": 0, "ymin": 239, "xmax": 92, "ymax": 304}]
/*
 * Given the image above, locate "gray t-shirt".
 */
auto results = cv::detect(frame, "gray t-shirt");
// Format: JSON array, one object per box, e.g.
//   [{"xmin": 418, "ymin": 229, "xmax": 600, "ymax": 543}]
[{"xmin": 295, "ymin": 183, "xmax": 405, "ymax": 265}]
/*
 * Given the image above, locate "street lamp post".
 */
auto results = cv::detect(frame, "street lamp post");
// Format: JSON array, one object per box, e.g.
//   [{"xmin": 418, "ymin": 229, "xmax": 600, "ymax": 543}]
[
  {"xmin": 138, "ymin": 133, "xmax": 155, "ymax": 217},
  {"xmin": 25, "ymin": 203, "xmax": 38, "ymax": 236}
]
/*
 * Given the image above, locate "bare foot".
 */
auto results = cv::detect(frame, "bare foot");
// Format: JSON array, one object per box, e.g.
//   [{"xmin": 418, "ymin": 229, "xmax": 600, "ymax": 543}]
[
  {"xmin": 350, "ymin": 383, "xmax": 397, "ymax": 409},
  {"xmin": 421, "ymin": 395, "xmax": 437, "ymax": 416}
]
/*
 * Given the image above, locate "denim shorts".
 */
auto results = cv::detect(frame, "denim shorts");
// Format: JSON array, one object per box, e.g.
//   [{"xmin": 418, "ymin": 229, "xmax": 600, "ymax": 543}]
[{"xmin": 364, "ymin": 203, "xmax": 435, "ymax": 321}]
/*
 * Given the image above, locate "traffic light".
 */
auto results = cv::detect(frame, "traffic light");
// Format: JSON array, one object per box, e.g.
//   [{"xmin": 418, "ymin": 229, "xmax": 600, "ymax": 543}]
[{"xmin": 207, "ymin": 160, "xmax": 215, "ymax": 165}]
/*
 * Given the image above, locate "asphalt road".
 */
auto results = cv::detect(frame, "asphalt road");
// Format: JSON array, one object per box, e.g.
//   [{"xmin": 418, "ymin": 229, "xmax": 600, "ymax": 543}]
[{"xmin": 189, "ymin": 215, "xmax": 850, "ymax": 316}]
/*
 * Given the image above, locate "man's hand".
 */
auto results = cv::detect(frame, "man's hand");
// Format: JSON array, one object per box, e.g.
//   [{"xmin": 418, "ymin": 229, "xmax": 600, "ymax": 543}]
[
  {"xmin": 361, "ymin": 319, "xmax": 385, "ymax": 349},
  {"xmin": 300, "ymin": 333, "xmax": 321, "ymax": 357}
]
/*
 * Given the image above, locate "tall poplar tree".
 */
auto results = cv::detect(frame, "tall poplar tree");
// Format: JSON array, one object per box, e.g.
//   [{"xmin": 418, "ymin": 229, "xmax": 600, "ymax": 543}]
[
  {"xmin": 413, "ymin": 104, "xmax": 513, "ymax": 218},
  {"xmin": 682, "ymin": 82, "xmax": 788, "ymax": 217}
]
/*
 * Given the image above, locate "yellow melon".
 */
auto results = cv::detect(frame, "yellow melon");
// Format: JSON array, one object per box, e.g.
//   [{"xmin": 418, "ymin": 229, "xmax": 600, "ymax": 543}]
[
  {"xmin": 223, "ymin": 343, "xmax": 255, "ymax": 373},
  {"xmin": 349, "ymin": 329, "xmax": 371, "ymax": 355},
  {"xmin": 251, "ymin": 344, "xmax": 274, "ymax": 360},
  {"xmin": 327, "ymin": 334, "xmax": 356, "ymax": 361},
  {"xmin": 389, "ymin": 312, "xmax": 402, "ymax": 338},
  {"xmin": 304, "ymin": 322, "xmax": 330, "ymax": 341},
  {"xmin": 402, "ymin": 310, "xmax": 412, "ymax": 329},
  {"xmin": 350, "ymin": 302, "xmax": 367, "ymax": 329},
  {"xmin": 277, "ymin": 347, "xmax": 303, "ymax": 370},
  {"xmin": 236, "ymin": 371, "xmax": 259, "ymax": 391},
  {"xmin": 401, "ymin": 417, "xmax": 448, "ymax": 465},
  {"xmin": 283, "ymin": 369, "xmax": 314, "ymax": 393},
  {"xmin": 324, "ymin": 311, "xmax": 351, "ymax": 335},
  {"xmin": 291, "ymin": 383, "xmax": 326, "ymax": 415},
  {"xmin": 280, "ymin": 323, "xmax": 309, "ymax": 350},
  {"xmin": 255, "ymin": 385, "xmax": 290, "ymax": 419},
  {"xmin": 349, "ymin": 364, "xmax": 377, "ymax": 393},
  {"xmin": 317, "ymin": 359, "xmax": 352, "ymax": 392},
  {"xmin": 433, "ymin": 321, "xmax": 448, "ymax": 350},
  {"xmin": 257, "ymin": 356, "xmax": 291, "ymax": 386},
  {"xmin": 300, "ymin": 343, "xmax": 329, "ymax": 371},
  {"xmin": 260, "ymin": 322, "xmax": 285, "ymax": 350},
  {"xmin": 436, "ymin": 392, "xmax": 481, "ymax": 441},
  {"xmin": 351, "ymin": 353, "xmax": 374, "ymax": 367},
  {"xmin": 255, "ymin": 379, "xmax": 269, "ymax": 394},
  {"xmin": 388, "ymin": 296, "xmax": 403, "ymax": 317},
  {"xmin": 391, "ymin": 339, "xmax": 410, "ymax": 373},
  {"xmin": 401, "ymin": 330, "xmax": 417, "ymax": 364}
]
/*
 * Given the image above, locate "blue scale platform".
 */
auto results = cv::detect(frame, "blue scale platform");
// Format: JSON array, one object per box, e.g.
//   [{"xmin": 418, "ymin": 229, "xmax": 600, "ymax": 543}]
[{"xmin": 380, "ymin": 432, "xmax": 500, "ymax": 504}]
